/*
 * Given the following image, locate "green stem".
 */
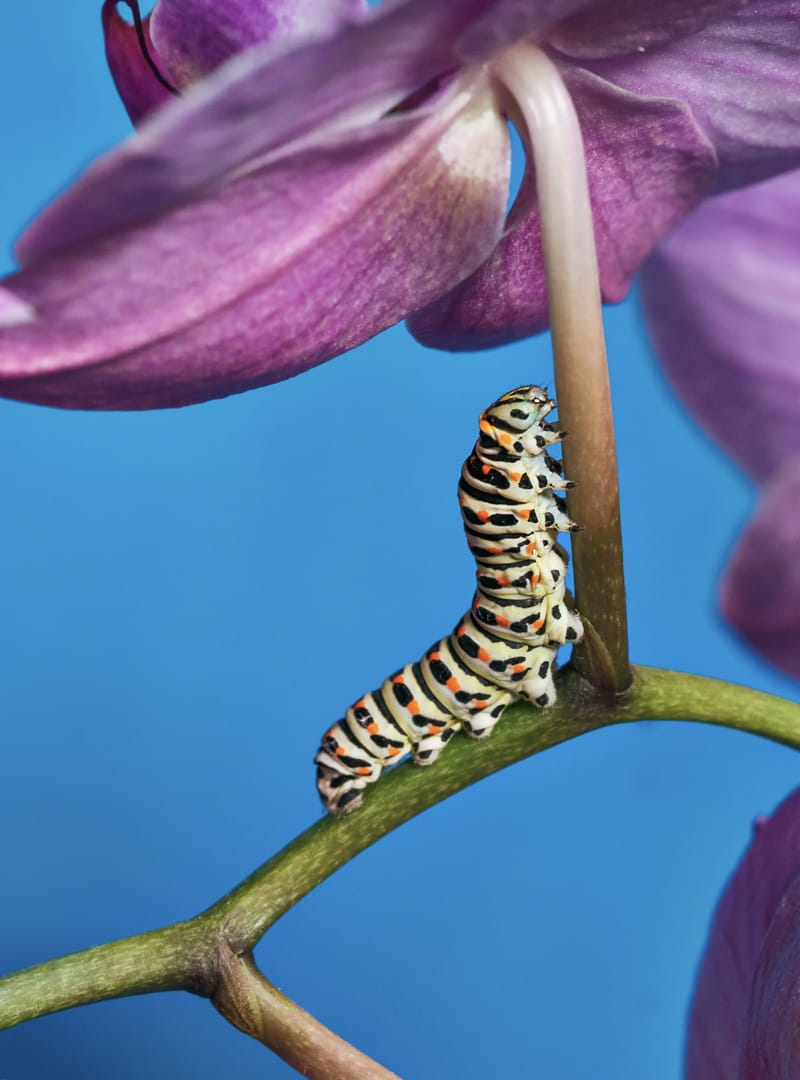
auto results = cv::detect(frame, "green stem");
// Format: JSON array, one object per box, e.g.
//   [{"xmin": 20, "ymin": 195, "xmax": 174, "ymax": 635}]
[
  {"xmin": 2, "ymin": 665, "xmax": 798, "ymax": 1036},
  {"xmin": 0, "ymin": 920, "xmax": 215, "ymax": 1029}
]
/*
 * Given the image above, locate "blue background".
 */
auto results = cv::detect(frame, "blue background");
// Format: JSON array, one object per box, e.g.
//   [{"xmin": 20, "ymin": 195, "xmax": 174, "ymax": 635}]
[{"xmin": 1, "ymin": 5, "xmax": 797, "ymax": 1079}]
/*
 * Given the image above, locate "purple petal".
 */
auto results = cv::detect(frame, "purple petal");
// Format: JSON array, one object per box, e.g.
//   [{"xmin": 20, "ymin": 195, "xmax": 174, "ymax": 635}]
[
  {"xmin": 15, "ymin": 0, "xmax": 590, "ymax": 267},
  {"xmin": 641, "ymin": 172, "xmax": 800, "ymax": 680},
  {"xmin": 102, "ymin": 1, "xmax": 175, "ymax": 124},
  {"xmin": 687, "ymin": 788, "xmax": 800, "ymax": 1080},
  {"xmin": 0, "ymin": 77, "xmax": 509, "ymax": 409},
  {"xmin": 548, "ymin": 0, "xmax": 746, "ymax": 59},
  {"xmin": 150, "ymin": 0, "xmax": 367, "ymax": 84},
  {"xmin": 408, "ymin": 67, "xmax": 716, "ymax": 349},
  {"xmin": 739, "ymin": 870, "xmax": 800, "ymax": 1079},
  {"xmin": 719, "ymin": 456, "xmax": 800, "ymax": 681},
  {"xmin": 0, "ymin": 287, "xmax": 35, "ymax": 328},
  {"xmin": 577, "ymin": 2, "xmax": 800, "ymax": 189},
  {"xmin": 641, "ymin": 172, "xmax": 800, "ymax": 486}
]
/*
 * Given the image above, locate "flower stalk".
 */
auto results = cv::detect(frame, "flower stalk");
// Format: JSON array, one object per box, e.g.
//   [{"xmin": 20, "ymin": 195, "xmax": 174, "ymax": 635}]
[
  {"xmin": 213, "ymin": 946, "xmax": 403, "ymax": 1080},
  {"xmin": 2, "ymin": 666, "xmax": 799, "ymax": 1038},
  {"xmin": 493, "ymin": 45, "xmax": 629, "ymax": 692}
]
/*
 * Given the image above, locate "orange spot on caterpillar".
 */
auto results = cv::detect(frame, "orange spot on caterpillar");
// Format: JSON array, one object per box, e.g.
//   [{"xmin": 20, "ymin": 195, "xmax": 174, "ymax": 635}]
[
  {"xmin": 479, "ymin": 419, "xmax": 493, "ymax": 436},
  {"xmin": 392, "ymin": 674, "xmax": 405, "ymax": 684},
  {"xmin": 533, "ymin": 619, "xmax": 544, "ymax": 631},
  {"xmin": 428, "ymin": 724, "xmax": 441, "ymax": 735},
  {"xmin": 408, "ymin": 700, "xmax": 421, "ymax": 716},
  {"xmin": 496, "ymin": 615, "xmax": 510, "ymax": 628},
  {"xmin": 510, "ymin": 472, "xmax": 522, "ymax": 482},
  {"xmin": 355, "ymin": 699, "xmax": 366, "ymax": 709},
  {"xmin": 499, "ymin": 432, "xmax": 513, "ymax": 447},
  {"xmin": 478, "ymin": 648, "xmax": 490, "ymax": 662},
  {"xmin": 457, "ymin": 625, "xmax": 467, "ymax": 637},
  {"xmin": 481, "ymin": 464, "xmax": 491, "ymax": 475},
  {"xmin": 430, "ymin": 651, "xmax": 441, "ymax": 661},
  {"xmin": 489, "ymin": 546, "xmax": 502, "ymax": 555},
  {"xmin": 358, "ymin": 766, "xmax": 372, "ymax": 776},
  {"xmin": 477, "ymin": 509, "xmax": 489, "ymax": 523},
  {"xmin": 446, "ymin": 676, "xmax": 460, "ymax": 692},
  {"xmin": 498, "ymin": 576, "xmax": 511, "ymax": 587},
  {"xmin": 366, "ymin": 722, "xmax": 380, "ymax": 735},
  {"xmin": 512, "ymin": 664, "xmax": 526, "ymax": 673},
  {"xmin": 335, "ymin": 746, "xmax": 346, "ymax": 757},
  {"xmin": 387, "ymin": 747, "xmax": 401, "ymax": 757},
  {"xmin": 518, "ymin": 508, "xmax": 531, "ymax": 520}
]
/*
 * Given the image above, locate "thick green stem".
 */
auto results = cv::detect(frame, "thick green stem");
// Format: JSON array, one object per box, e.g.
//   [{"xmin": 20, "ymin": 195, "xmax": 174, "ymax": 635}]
[
  {"xmin": 0, "ymin": 920, "xmax": 215, "ymax": 1029},
  {"xmin": 2, "ymin": 665, "xmax": 798, "ymax": 1035},
  {"xmin": 493, "ymin": 46, "xmax": 629, "ymax": 690}
]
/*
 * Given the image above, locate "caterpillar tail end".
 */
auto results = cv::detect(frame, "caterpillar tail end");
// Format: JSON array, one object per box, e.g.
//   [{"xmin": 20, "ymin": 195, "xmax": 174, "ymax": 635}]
[{"xmin": 314, "ymin": 754, "xmax": 368, "ymax": 816}]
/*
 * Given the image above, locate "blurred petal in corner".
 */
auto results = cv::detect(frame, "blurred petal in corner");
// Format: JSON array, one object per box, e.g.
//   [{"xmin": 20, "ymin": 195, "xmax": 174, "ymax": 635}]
[
  {"xmin": 720, "ymin": 457, "xmax": 800, "ymax": 681},
  {"xmin": 687, "ymin": 788, "xmax": 800, "ymax": 1080},
  {"xmin": 641, "ymin": 172, "xmax": 800, "ymax": 678}
]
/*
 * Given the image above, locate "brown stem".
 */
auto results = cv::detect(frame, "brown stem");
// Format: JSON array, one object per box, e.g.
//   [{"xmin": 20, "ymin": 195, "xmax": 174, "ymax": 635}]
[
  {"xmin": 213, "ymin": 945, "xmax": 403, "ymax": 1080},
  {"xmin": 493, "ymin": 45, "xmax": 629, "ymax": 691}
]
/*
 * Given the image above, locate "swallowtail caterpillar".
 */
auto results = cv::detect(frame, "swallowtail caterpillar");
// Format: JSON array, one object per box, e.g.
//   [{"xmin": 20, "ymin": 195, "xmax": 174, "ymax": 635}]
[{"xmin": 315, "ymin": 386, "xmax": 583, "ymax": 814}]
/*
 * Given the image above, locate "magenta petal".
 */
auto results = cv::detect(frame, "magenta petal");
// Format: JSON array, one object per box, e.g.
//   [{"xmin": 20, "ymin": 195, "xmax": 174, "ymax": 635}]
[
  {"xmin": 641, "ymin": 172, "xmax": 800, "ymax": 486},
  {"xmin": 0, "ymin": 287, "xmax": 35, "ymax": 328},
  {"xmin": 408, "ymin": 68, "xmax": 716, "ymax": 350},
  {"xmin": 642, "ymin": 172, "xmax": 800, "ymax": 679},
  {"xmin": 150, "ymin": 0, "xmax": 367, "ymax": 84},
  {"xmin": 719, "ymin": 457, "xmax": 800, "ymax": 681},
  {"xmin": 16, "ymin": 0, "xmax": 588, "ymax": 267},
  {"xmin": 549, "ymin": 0, "xmax": 745, "ymax": 59},
  {"xmin": 739, "ymin": 870, "xmax": 800, "ymax": 1079},
  {"xmin": 0, "ymin": 78, "xmax": 510, "ymax": 409},
  {"xmin": 102, "ymin": 1, "xmax": 175, "ymax": 124},
  {"xmin": 578, "ymin": 2, "xmax": 800, "ymax": 189},
  {"xmin": 687, "ymin": 789, "xmax": 800, "ymax": 1080}
]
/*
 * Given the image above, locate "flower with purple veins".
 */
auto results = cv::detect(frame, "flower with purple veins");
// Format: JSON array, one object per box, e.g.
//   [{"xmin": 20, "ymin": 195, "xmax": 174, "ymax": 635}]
[
  {"xmin": 642, "ymin": 168, "xmax": 800, "ymax": 681},
  {"xmin": 0, "ymin": 0, "xmax": 798, "ymax": 409}
]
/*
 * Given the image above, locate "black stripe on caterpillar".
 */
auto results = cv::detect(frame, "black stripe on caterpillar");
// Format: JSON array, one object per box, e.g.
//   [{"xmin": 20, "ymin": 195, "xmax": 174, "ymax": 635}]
[{"xmin": 314, "ymin": 386, "xmax": 583, "ymax": 814}]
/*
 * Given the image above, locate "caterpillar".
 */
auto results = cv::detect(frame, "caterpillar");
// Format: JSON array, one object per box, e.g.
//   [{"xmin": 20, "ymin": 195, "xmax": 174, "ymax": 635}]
[{"xmin": 315, "ymin": 386, "xmax": 583, "ymax": 815}]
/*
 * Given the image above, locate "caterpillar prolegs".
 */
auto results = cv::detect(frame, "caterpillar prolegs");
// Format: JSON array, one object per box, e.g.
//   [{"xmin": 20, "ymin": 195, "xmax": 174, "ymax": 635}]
[{"xmin": 315, "ymin": 386, "xmax": 583, "ymax": 815}]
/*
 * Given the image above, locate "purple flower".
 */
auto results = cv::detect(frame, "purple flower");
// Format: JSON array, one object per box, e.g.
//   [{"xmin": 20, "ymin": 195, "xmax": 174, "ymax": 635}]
[
  {"xmin": 0, "ymin": 0, "xmax": 798, "ymax": 409},
  {"xmin": 686, "ymin": 787, "xmax": 800, "ymax": 1079},
  {"xmin": 641, "ymin": 169, "xmax": 800, "ymax": 680}
]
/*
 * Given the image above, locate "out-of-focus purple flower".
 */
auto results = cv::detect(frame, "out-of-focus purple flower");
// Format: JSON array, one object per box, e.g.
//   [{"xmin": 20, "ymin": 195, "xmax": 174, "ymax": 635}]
[
  {"xmin": 686, "ymin": 787, "xmax": 800, "ymax": 1079},
  {"xmin": 0, "ymin": 0, "xmax": 799, "ymax": 409},
  {"xmin": 641, "ymin": 170, "xmax": 800, "ymax": 680}
]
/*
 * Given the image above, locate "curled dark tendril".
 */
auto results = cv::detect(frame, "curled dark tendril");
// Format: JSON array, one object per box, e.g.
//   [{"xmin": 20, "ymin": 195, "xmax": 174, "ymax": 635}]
[{"xmin": 122, "ymin": 0, "xmax": 180, "ymax": 97}]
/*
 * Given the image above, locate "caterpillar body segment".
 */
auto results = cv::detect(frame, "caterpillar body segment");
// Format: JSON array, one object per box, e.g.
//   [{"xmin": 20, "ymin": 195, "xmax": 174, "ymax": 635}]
[{"xmin": 315, "ymin": 386, "xmax": 583, "ymax": 815}]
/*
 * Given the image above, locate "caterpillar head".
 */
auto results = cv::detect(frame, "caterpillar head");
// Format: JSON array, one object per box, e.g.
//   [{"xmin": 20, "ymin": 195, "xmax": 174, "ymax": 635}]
[{"xmin": 482, "ymin": 386, "xmax": 554, "ymax": 432}]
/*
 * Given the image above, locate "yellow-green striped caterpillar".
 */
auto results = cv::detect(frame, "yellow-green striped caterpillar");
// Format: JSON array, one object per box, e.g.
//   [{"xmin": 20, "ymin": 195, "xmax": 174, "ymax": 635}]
[{"xmin": 315, "ymin": 386, "xmax": 582, "ymax": 814}]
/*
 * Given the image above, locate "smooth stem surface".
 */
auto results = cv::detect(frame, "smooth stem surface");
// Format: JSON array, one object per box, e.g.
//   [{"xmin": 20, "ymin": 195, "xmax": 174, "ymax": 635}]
[
  {"xmin": 494, "ymin": 45, "xmax": 628, "ymax": 690},
  {"xmin": 2, "ymin": 666, "xmax": 799, "ymax": 1033}
]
